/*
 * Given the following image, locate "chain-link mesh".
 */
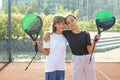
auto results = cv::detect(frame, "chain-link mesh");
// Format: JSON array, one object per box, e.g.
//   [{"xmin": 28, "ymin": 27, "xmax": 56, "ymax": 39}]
[
  {"xmin": 0, "ymin": 39, "xmax": 72, "ymax": 62},
  {"xmin": 0, "ymin": 40, "xmax": 9, "ymax": 61}
]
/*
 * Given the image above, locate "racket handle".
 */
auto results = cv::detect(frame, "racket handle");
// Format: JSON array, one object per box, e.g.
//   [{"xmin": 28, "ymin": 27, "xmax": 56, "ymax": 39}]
[
  {"xmin": 89, "ymin": 57, "xmax": 92, "ymax": 64},
  {"xmin": 97, "ymin": 25, "xmax": 101, "ymax": 35},
  {"xmin": 89, "ymin": 51, "xmax": 93, "ymax": 64},
  {"xmin": 98, "ymin": 31, "xmax": 101, "ymax": 35},
  {"xmin": 35, "ymin": 42, "xmax": 38, "ymax": 52}
]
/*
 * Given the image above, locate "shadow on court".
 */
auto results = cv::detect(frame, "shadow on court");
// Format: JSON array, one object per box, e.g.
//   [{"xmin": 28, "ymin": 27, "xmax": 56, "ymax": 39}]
[{"xmin": 0, "ymin": 62, "xmax": 10, "ymax": 72}]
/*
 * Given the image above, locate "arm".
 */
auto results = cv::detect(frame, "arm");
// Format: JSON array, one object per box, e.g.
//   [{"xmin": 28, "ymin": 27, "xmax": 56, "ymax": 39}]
[
  {"xmin": 33, "ymin": 41, "xmax": 50, "ymax": 56},
  {"xmin": 43, "ymin": 32, "xmax": 51, "ymax": 42},
  {"xmin": 87, "ymin": 34, "xmax": 101, "ymax": 54},
  {"xmin": 43, "ymin": 30, "xmax": 69, "ymax": 42}
]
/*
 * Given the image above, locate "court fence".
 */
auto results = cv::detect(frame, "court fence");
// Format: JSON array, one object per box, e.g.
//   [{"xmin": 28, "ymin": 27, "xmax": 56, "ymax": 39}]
[{"xmin": 0, "ymin": 33, "xmax": 120, "ymax": 62}]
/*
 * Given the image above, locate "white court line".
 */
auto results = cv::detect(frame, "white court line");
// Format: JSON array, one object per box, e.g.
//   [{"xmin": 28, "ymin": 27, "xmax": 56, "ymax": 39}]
[{"xmin": 96, "ymin": 67, "xmax": 111, "ymax": 80}]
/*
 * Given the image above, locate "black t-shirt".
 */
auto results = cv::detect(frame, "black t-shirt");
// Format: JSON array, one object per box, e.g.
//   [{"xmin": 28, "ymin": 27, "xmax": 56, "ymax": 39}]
[{"xmin": 63, "ymin": 30, "xmax": 91, "ymax": 55}]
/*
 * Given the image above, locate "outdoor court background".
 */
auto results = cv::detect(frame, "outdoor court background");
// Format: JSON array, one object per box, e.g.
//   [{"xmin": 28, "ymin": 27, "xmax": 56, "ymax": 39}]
[{"xmin": 0, "ymin": 32, "xmax": 120, "ymax": 80}]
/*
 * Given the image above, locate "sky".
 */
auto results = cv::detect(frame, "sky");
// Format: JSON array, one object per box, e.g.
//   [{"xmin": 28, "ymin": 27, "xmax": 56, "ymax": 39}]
[{"xmin": 0, "ymin": 0, "xmax": 2, "ymax": 7}]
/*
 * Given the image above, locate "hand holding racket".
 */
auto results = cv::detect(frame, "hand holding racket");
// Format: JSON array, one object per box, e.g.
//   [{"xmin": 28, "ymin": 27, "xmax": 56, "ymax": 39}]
[
  {"xmin": 94, "ymin": 34, "xmax": 101, "ymax": 42},
  {"xmin": 89, "ymin": 10, "xmax": 116, "ymax": 63},
  {"xmin": 22, "ymin": 14, "xmax": 43, "ymax": 70}
]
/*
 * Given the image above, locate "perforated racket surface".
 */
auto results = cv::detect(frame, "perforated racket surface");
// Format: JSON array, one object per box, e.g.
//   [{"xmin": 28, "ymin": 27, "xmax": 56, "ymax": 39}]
[
  {"xmin": 95, "ymin": 10, "xmax": 115, "ymax": 34},
  {"xmin": 22, "ymin": 14, "xmax": 43, "ymax": 41}
]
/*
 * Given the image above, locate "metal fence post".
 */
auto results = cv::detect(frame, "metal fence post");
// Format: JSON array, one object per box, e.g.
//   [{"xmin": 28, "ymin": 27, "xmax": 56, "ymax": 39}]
[{"xmin": 8, "ymin": 0, "xmax": 12, "ymax": 62}]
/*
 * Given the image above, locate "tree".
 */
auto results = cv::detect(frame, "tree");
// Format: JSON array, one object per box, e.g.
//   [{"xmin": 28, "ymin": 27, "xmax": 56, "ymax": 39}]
[
  {"xmin": 26, "ymin": 0, "xmax": 39, "ymax": 14},
  {"xmin": 12, "ymin": 6, "xmax": 19, "ymax": 13},
  {"xmin": 12, "ymin": 13, "xmax": 25, "ymax": 39},
  {"xmin": 39, "ymin": 13, "xmax": 53, "ymax": 40},
  {"xmin": 17, "ymin": 3, "xmax": 26, "ymax": 14},
  {"xmin": 73, "ymin": 9, "xmax": 79, "ymax": 19},
  {"xmin": 56, "ymin": 5, "xmax": 72, "ymax": 15},
  {"xmin": 26, "ymin": 6, "xmax": 34, "ymax": 14},
  {"xmin": 44, "ymin": 6, "xmax": 50, "ymax": 15},
  {"xmin": 0, "ymin": 13, "xmax": 8, "ymax": 39}
]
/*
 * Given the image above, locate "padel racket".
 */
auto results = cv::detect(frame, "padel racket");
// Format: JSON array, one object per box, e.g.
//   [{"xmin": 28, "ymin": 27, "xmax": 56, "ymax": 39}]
[
  {"xmin": 89, "ymin": 10, "xmax": 116, "ymax": 63},
  {"xmin": 22, "ymin": 14, "xmax": 43, "ymax": 70},
  {"xmin": 96, "ymin": 10, "xmax": 115, "ymax": 34}
]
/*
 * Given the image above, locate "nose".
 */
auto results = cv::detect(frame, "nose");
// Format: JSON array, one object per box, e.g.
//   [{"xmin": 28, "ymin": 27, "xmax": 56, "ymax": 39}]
[
  {"xmin": 69, "ymin": 21, "xmax": 72, "ymax": 24},
  {"xmin": 59, "ymin": 24, "xmax": 65, "ymax": 28}
]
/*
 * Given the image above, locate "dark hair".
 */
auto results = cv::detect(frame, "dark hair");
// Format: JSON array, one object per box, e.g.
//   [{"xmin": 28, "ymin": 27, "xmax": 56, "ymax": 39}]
[
  {"xmin": 52, "ymin": 16, "xmax": 65, "ymax": 32},
  {"xmin": 64, "ymin": 14, "xmax": 77, "ymax": 25}
]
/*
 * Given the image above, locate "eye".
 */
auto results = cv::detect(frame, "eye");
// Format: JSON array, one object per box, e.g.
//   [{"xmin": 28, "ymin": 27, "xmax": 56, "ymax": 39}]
[
  {"xmin": 63, "ymin": 23, "xmax": 65, "ymax": 25},
  {"xmin": 67, "ymin": 22, "xmax": 70, "ymax": 25},
  {"xmin": 58, "ymin": 23, "xmax": 61, "ymax": 25},
  {"xmin": 71, "ymin": 19, "xmax": 74, "ymax": 23}
]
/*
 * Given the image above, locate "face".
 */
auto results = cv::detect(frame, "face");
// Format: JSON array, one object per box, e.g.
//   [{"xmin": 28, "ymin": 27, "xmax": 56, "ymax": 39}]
[
  {"xmin": 54, "ymin": 21, "xmax": 66, "ymax": 33},
  {"xmin": 65, "ymin": 16, "xmax": 78, "ymax": 30}
]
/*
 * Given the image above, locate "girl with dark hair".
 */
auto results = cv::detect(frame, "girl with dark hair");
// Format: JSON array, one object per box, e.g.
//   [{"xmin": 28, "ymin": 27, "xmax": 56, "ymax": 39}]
[{"xmin": 63, "ymin": 14, "xmax": 100, "ymax": 80}]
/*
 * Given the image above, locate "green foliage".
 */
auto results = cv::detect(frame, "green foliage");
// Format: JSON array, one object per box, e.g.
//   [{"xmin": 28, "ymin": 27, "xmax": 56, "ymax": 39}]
[
  {"xmin": 0, "ymin": 5, "xmax": 120, "ymax": 40},
  {"xmin": 2, "ymin": 6, "xmax": 20, "ymax": 14},
  {"xmin": 44, "ymin": 6, "xmax": 50, "ymax": 15},
  {"xmin": 78, "ymin": 21, "xmax": 91, "ymax": 30},
  {"xmin": 89, "ymin": 20, "xmax": 96, "ymax": 30},
  {"xmin": 12, "ymin": 6, "xmax": 19, "ymax": 13},
  {"xmin": 17, "ymin": 3, "xmax": 26, "ymax": 14},
  {"xmin": 26, "ymin": 6, "xmax": 34, "ymax": 14},
  {"xmin": 12, "ymin": 13, "xmax": 25, "ymax": 39},
  {"xmin": 112, "ymin": 19, "xmax": 120, "ymax": 31},
  {"xmin": 26, "ymin": 1, "xmax": 39, "ymax": 14},
  {"xmin": 56, "ymin": 5, "xmax": 72, "ymax": 15},
  {"xmin": 40, "ymin": 13, "xmax": 53, "ymax": 40},
  {"xmin": 0, "ymin": 13, "xmax": 8, "ymax": 39},
  {"xmin": 3, "ymin": 7, "xmax": 8, "ymax": 14},
  {"xmin": 73, "ymin": 9, "xmax": 79, "ymax": 19}
]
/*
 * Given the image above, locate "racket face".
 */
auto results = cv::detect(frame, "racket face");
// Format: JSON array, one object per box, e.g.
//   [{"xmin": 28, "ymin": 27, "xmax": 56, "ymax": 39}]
[
  {"xmin": 22, "ymin": 14, "xmax": 43, "ymax": 40},
  {"xmin": 95, "ymin": 10, "xmax": 115, "ymax": 33}
]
